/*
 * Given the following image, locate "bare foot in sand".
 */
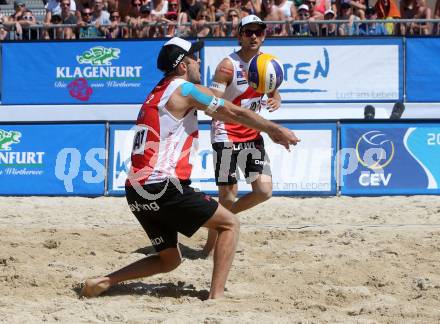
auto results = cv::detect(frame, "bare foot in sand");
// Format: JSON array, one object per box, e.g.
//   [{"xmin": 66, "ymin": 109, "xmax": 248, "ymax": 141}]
[{"xmin": 81, "ymin": 277, "xmax": 111, "ymax": 298}]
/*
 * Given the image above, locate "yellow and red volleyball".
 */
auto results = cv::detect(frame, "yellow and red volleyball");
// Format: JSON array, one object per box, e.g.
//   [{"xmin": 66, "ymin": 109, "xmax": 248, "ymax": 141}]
[{"xmin": 247, "ymin": 53, "xmax": 284, "ymax": 94}]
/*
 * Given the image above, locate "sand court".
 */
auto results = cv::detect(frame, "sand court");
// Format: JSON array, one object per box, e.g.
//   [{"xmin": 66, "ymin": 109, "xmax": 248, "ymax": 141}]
[{"xmin": 1, "ymin": 195, "xmax": 440, "ymax": 323}]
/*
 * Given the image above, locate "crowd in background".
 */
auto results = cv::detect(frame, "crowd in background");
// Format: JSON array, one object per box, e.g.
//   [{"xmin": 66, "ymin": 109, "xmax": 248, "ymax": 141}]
[{"xmin": 1, "ymin": 0, "xmax": 440, "ymax": 40}]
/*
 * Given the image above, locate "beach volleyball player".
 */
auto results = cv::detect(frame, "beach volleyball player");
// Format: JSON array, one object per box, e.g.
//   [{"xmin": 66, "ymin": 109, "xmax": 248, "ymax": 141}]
[
  {"xmin": 81, "ymin": 37, "xmax": 299, "ymax": 299},
  {"xmin": 203, "ymin": 15, "xmax": 286, "ymax": 256}
]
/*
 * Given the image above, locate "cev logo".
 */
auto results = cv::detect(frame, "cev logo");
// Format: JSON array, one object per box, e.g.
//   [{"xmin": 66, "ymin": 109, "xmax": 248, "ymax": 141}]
[{"xmin": 355, "ymin": 130, "xmax": 395, "ymax": 170}]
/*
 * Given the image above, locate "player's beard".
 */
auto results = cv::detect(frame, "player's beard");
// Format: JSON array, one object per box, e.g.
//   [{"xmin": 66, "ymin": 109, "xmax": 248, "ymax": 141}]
[{"xmin": 188, "ymin": 68, "xmax": 201, "ymax": 84}]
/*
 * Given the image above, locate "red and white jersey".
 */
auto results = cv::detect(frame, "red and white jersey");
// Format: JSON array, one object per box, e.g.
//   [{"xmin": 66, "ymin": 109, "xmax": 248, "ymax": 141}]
[
  {"xmin": 127, "ymin": 78, "xmax": 198, "ymax": 186},
  {"xmin": 211, "ymin": 52, "xmax": 264, "ymax": 143}
]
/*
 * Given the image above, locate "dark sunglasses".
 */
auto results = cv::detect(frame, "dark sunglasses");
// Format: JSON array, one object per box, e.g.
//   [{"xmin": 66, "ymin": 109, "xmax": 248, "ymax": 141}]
[
  {"xmin": 110, "ymin": 15, "xmax": 120, "ymax": 20},
  {"xmin": 242, "ymin": 29, "xmax": 264, "ymax": 37},
  {"xmin": 82, "ymin": 12, "xmax": 92, "ymax": 16},
  {"xmin": 23, "ymin": 15, "xmax": 33, "ymax": 20}
]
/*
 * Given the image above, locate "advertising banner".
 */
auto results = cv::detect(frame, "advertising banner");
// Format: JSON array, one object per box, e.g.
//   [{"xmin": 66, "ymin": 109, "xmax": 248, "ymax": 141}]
[
  {"xmin": 406, "ymin": 38, "xmax": 440, "ymax": 102},
  {"xmin": 108, "ymin": 122, "xmax": 336, "ymax": 196},
  {"xmin": 2, "ymin": 40, "xmax": 165, "ymax": 105},
  {"xmin": 203, "ymin": 38, "xmax": 402, "ymax": 102},
  {"xmin": 0, "ymin": 123, "xmax": 106, "ymax": 195},
  {"xmin": 340, "ymin": 123, "xmax": 440, "ymax": 195}
]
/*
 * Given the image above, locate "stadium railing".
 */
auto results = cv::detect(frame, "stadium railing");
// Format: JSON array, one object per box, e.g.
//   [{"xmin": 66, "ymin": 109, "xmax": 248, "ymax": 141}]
[{"xmin": 2, "ymin": 18, "xmax": 440, "ymax": 40}]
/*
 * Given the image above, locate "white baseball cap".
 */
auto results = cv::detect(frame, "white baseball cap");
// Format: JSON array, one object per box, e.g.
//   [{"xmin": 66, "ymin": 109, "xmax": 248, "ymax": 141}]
[
  {"xmin": 298, "ymin": 4, "xmax": 309, "ymax": 11},
  {"xmin": 238, "ymin": 15, "xmax": 266, "ymax": 32}
]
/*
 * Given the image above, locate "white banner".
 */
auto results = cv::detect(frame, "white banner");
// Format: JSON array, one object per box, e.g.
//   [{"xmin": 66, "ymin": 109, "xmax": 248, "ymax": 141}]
[
  {"xmin": 110, "ymin": 126, "xmax": 335, "ymax": 194},
  {"xmin": 203, "ymin": 44, "xmax": 400, "ymax": 102}
]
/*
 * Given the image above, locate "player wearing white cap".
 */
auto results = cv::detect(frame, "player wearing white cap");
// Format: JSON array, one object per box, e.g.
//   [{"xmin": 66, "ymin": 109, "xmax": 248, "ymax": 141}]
[
  {"xmin": 203, "ymin": 15, "xmax": 284, "ymax": 256},
  {"xmin": 81, "ymin": 37, "xmax": 299, "ymax": 299}
]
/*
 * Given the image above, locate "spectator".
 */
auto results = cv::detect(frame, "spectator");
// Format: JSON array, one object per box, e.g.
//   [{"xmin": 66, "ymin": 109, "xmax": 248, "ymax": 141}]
[
  {"xmin": 220, "ymin": 7, "xmax": 240, "ymax": 36},
  {"xmin": 292, "ymin": 3, "xmax": 314, "ymax": 35},
  {"xmin": 433, "ymin": 0, "xmax": 440, "ymax": 34},
  {"xmin": 8, "ymin": 1, "xmax": 27, "ymax": 22},
  {"xmin": 59, "ymin": 0, "xmax": 77, "ymax": 39},
  {"xmin": 162, "ymin": 6, "xmax": 179, "ymax": 37},
  {"xmin": 17, "ymin": 10, "xmax": 39, "ymax": 40},
  {"xmin": 45, "ymin": 0, "xmax": 77, "ymax": 23},
  {"xmin": 166, "ymin": 0, "xmax": 190, "ymax": 36},
  {"xmin": 77, "ymin": 6, "xmax": 104, "ymax": 38},
  {"xmin": 229, "ymin": 0, "xmax": 244, "ymax": 17},
  {"xmin": 210, "ymin": 0, "xmax": 230, "ymax": 22},
  {"xmin": 304, "ymin": 0, "xmax": 324, "ymax": 20},
  {"xmin": 320, "ymin": 8, "xmax": 337, "ymax": 36},
  {"xmin": 411, "ymin": 0, "xmax": 431, "ymax": 35},
  {"xmin": 125, "ymin": 0, "xmax": 142, "ymax": 19},
  {"xmin": 181, "ymin": 0, "xmax": 203, "ymax": 20},
  {"xmin": 348, "ymin": 0, "xmax": 366, "ymax": 20},
  {"xmin": 260, "ymin": 0, "xmax": 286, "ymax": 36},
  {"xmin": 47, "ymin": 14, "xmax": 64, "ymax": 39},
  {"xmin": 137, "ymin": 4, "xmax": 155, "ymax": 38},
  {"xmin": 151, "ymin": 0, "xmax": 169, "ymax": 18},
  {"xmin": 359, "ymin": 6, "xmax": 387, "ymax": 35},
  {"xmin": 104, "ymin": 9, "xmax": 128, "ymax": 38},
  {"xmin": 338, "ymin": 2, "xmax": 360, "ymax": 35},
  {"xmin": 242, "ymin": 0, "xmax": 262, "ymax": 16},
  {"xmin": 0, "ymin": 14, "xmax": 8, "ymax": 40},
  {"xmin": 1, "ymin": 11, "xmax": 23, "ymax": 40},
  {"xmin": 91, "ymin": 0, "xmax": 110, "ymax": 25},
  {"xmin": 375, "ymin": 0, "xmax": 400, "ymax": 35},
  {"xmin": 275, "ymin": 0, "xmax": 294, "ymax": 19},
  {"xmin": 0, "ymin": 14, "xmax": 7, "ymax": 40},
  {"xmin": 190, "ymin": 7, "xmax": 213, "ymax": 36}
]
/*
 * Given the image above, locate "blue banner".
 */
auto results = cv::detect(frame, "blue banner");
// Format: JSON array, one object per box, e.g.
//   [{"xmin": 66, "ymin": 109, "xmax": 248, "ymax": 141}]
[
  {"xmin": 2, "ymin": 40, "xmax": 166, "ymax": 105},
  {"xmin": 107, "ymin": 122, "xmax": 337, "ymax": 196},
  {"xmin": 0, "ymin": 123, "xmax": 106, "ymax": 195},
  {"xmin": 203, "ymin": 38, "xmax": 403, "ymax": 103},
  {"xmin": 406, "ymin": 38, "xmax": 440, "ymax": 102},
  {"xmin": 340, "ymin": 123, "xmax": 440, "ymax": 195}
]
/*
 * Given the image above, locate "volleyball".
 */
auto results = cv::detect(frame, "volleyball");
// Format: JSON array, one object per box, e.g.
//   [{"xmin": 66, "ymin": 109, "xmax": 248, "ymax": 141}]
[{"xmin": 247, "ymin": 53, "xmax": 284, "ymax": 94}]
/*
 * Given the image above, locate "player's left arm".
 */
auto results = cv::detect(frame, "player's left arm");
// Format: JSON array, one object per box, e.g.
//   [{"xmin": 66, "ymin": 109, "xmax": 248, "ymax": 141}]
[{"xmin": 266, "ymin": 89, "xmax": 281, "ymax": 112}]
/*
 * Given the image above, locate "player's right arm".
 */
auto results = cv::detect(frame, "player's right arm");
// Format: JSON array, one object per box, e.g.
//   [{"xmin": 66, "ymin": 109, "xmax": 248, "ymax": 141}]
[
  {"xmin": 168, "ymin": 83, "xmax": 300, "ymax": 149},
  {"xmin": 209, "ymin": 58, "xmax": 234, "ymax": 97}
]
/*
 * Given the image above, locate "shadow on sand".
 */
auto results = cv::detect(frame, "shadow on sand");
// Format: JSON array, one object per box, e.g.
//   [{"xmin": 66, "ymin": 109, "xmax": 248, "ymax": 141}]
[{"xmin": 134, "ymin": 243, "xmax": 208, "ymax": 260}]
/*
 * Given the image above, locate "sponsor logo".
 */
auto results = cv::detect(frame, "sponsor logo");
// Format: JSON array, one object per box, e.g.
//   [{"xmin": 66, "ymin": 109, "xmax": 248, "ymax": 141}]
[
  {"xmin": 237, "ymin": 80, "xmax": 247, "ymax": 85},
  {"xmin": 68, "ymin": 78, "xmax": 93, "ymax": 101},
  {"xmin": 173, "ymin": 53, "xmax": 185, "ymax": 68},
  {"xmin": 356, "ymin": 130, "xmax": 394, "ymax": 187},
  {"xmin": 151, "ymin": 236, "xmax": 164, "ymax": 246},
  {"xmin": 0, "ymin": 129, "xmax": 45, "ymax": 176},
  {"xmin": 233, "ymin": 142, "xmax": 256, "ymax": 150},
  {"xmin": 255, "ymin": 159, "xmax": 269, "ymax": 166},
  {"xmin": 76, "ymin": 46, "xmax": 120, "ymax": 66},
  {"xmin": 55, "ymin": 46, "xmax": 143, "ymax": 100},
  {"xmin": 129, "ymin": 200, "xmax": 160, "ymax": 212},
  {"xmin": 356, "ymin": 130, "xmax": 395, "ymax": 170},
  {"xmin": 0, "ymin": 130, "xmax": 21, "ymax": 151}
]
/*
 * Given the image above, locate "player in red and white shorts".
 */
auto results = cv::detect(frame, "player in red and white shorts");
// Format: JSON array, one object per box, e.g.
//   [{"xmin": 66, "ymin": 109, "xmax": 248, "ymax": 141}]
[
  {"xmin": 203, "ymin": 15, "xmax": 285, "ymax": 256},
  {"xmin": 81, "ymin": 37, "xmax": 299, "ymax": 299}
]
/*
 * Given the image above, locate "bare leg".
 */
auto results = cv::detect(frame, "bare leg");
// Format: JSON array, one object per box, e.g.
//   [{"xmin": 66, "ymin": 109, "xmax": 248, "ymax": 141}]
[
  {"xmin": 202, "ymin": 175, "xmax": 272, "ymax": 256},
  {"xmin": 202, "ymin": 184, "xmax": 237, "ymax": 256},
  {"xmin": 230, "ymin": 174, "xmax": 272, "ymax": 213},
  {"xmin": 81, "ymin": 247, "xmax": 181, "ymax": 298},
  {"xmin": 202, "ymin": 204, "xmax": 239, "ymax": 299}
]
